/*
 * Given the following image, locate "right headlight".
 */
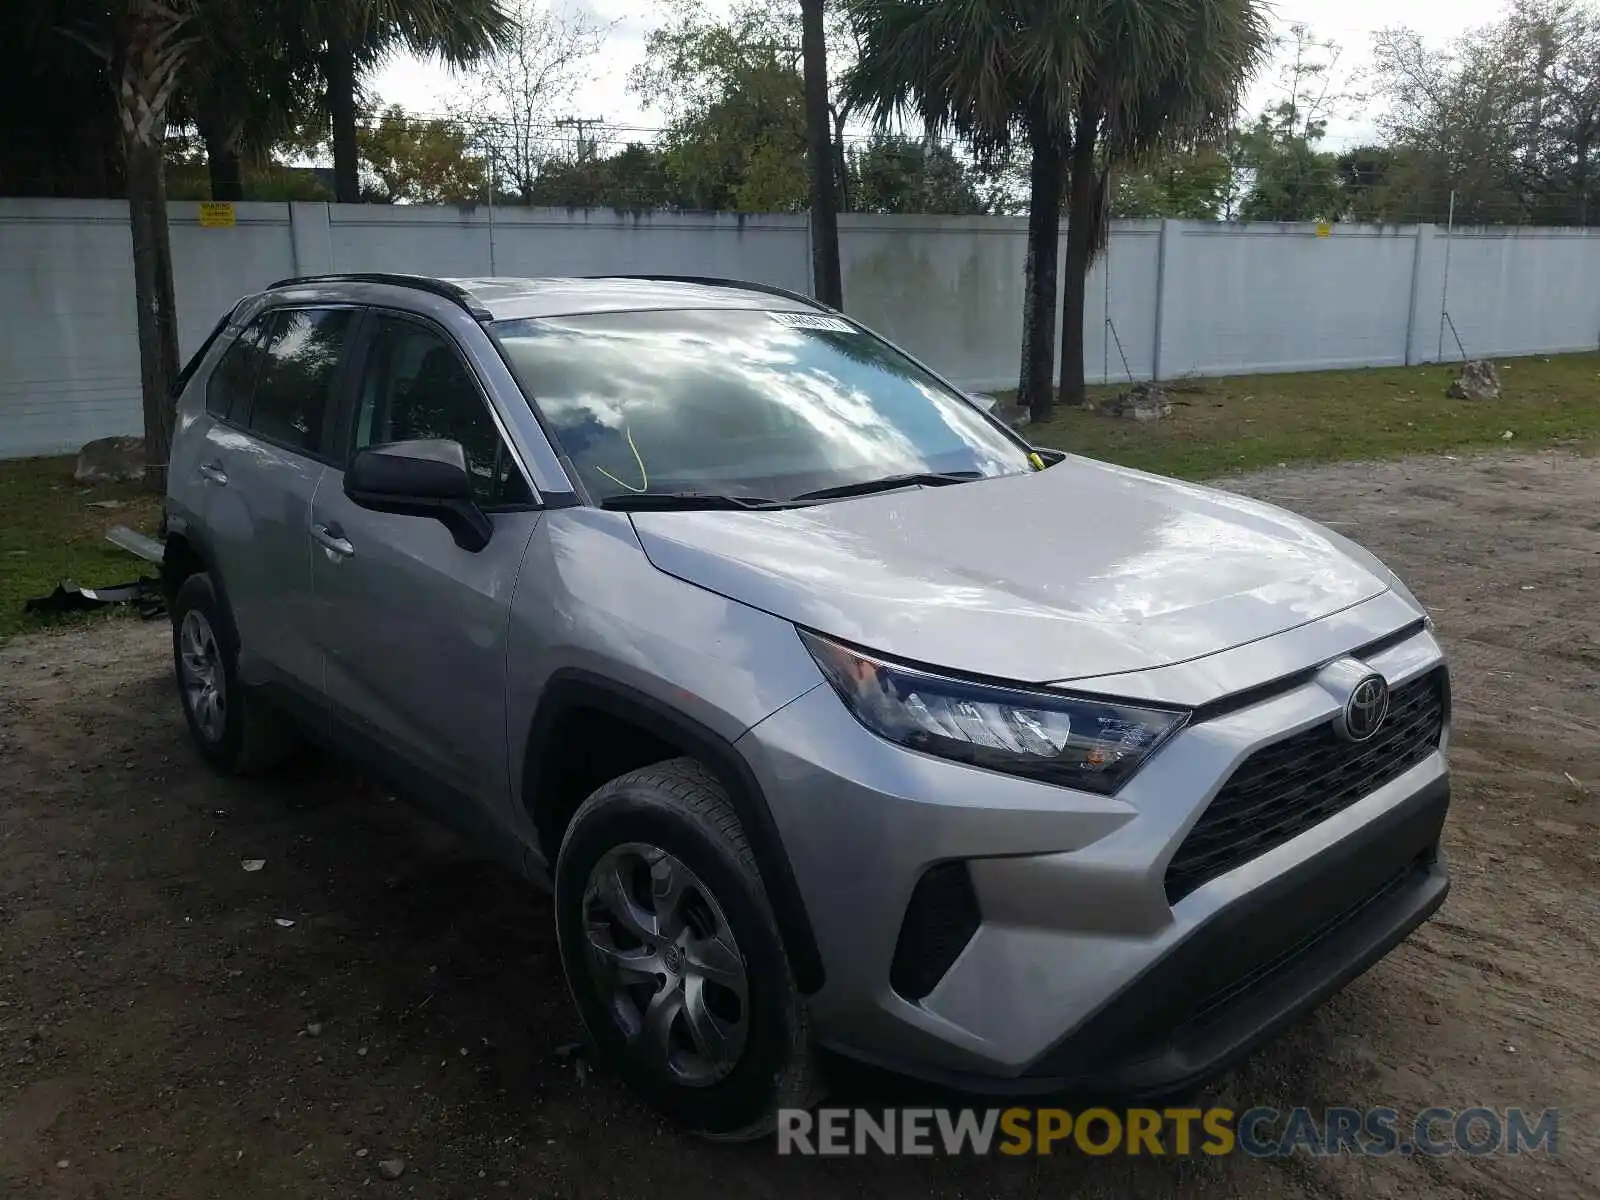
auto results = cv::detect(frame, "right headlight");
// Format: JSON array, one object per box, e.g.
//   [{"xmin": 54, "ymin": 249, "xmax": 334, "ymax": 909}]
[{"xmin": 799, "ymin": 630, "xmax": 1189, "ymax": 795}]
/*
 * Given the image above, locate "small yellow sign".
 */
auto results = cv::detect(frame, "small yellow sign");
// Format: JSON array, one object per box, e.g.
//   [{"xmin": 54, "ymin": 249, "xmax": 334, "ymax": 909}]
[
  {"xmin": 198, "ymin": 201, "xmax": 236, "ymax": 229},
  {"xmin": 1315, "ymin": 222, "xmax": 1333, "ymax": 238}
]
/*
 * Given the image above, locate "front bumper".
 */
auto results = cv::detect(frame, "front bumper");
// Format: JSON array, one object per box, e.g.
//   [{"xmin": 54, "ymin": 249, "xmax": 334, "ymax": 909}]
[{"xmin": 735, "ymin": 618, "xmax": 1450, "ymax": 1093}]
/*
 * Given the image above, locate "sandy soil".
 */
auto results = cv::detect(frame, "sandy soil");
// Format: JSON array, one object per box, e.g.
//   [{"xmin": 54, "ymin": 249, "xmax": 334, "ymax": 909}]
[{"xmin": 2, "ymin": 449, "xmax": 1597, "ymax": 1199}]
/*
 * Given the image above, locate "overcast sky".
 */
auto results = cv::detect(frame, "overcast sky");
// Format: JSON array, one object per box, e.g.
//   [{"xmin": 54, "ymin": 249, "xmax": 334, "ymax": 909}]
[{"xmin": 371, "ymin": 0, "xmax": 1516, "ymax": 151}]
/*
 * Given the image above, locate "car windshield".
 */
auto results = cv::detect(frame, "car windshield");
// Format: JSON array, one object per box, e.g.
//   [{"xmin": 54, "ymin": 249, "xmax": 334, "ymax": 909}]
[{"xmin": 491, "ymin": 308, "xmax": 1032, "ymax": 505}]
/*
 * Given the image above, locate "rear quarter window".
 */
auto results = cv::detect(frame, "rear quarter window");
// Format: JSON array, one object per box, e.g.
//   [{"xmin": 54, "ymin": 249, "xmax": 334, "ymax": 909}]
[{"xmin": 205, "ymin": 318, "xmax": 269, "ymax": 421}]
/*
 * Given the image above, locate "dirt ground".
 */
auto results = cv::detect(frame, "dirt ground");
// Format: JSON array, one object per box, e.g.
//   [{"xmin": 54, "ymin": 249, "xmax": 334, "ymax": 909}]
[{"xmin": 2, "ymin": 449, "xmax": 1597, "ymax": 1199}]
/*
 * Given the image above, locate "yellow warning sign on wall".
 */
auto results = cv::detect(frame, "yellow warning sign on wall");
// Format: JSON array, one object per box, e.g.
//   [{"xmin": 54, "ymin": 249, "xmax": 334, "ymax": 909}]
[
  {"xmin": 1315, "ymin": 222, "xmax": 1333, "ymax": 238},
  {"xmin": 198, "ymin": 202, "xmax": 236, "ymax": 228}
]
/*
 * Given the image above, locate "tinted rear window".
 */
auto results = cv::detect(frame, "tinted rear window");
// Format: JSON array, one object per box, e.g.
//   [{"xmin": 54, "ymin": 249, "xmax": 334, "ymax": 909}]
[{"xmin": 244, "ymin": 308, "xmax": 357, "ymax": 454}]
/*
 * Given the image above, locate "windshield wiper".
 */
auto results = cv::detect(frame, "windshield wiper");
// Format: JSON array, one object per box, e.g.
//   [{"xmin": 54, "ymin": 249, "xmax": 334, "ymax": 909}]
[
  {"xmin": 599, "ymin": 491, "xmax": 788, "ymax": 512},
  {"xmin": 789, "ymin": 470, "xmax": 986, "ymax": 504}
]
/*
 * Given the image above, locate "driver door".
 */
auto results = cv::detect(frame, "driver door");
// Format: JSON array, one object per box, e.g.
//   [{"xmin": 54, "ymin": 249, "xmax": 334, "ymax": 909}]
[{"xmin": 311, "ymin": 309, "xmax": 542, "ymax": 828}]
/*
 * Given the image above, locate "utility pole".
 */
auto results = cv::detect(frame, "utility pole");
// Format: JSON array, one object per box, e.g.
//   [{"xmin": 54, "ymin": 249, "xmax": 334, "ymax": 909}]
[
  {"xmin": 800, "ymin": 0, "xmax": 842, "ymax": 309},
  {"xmin": 554, "ymin": 116, "xmax": 605, "ymax": 162}
]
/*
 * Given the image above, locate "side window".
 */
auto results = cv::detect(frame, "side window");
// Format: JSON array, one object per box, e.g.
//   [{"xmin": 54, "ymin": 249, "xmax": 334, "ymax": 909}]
[
  {"xmin": 205, "ymin": 316, "xmax": 270, "ymax": 420},
  {"xmin": 244, "ymin": 307, "xmax": 357, "ymax": 454},
  {"xmin": 352, "ymin": 316, "xmax": 532, "ymax": 507}
]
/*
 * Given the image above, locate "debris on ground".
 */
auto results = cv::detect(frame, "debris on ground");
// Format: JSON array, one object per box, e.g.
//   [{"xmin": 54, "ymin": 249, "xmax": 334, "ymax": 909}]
[
  {"xmin": 23, "ymin": 578, "xmax": 164, "ymax": 620},
  {"xmin": 1096, "ymin": 382, "xmax": 1172, "ymax": 423},
  {"xmin": 1448, "ymin": 360, "xmax": 1502, "ymax": 400},
  {"xmin": 105, "ymin": 525, "xmax": 166, "ymax": 564},
  {"xmin": 376, "ymin": 1158, "xmax": 406, "ymax": 1180},
  {"xmin": 241, "ymin": 859, "xmax": 266, "ymax": 873},
  {"xmin": 73, "ymin": 435, "xmax": 146, "ymax": 484}
]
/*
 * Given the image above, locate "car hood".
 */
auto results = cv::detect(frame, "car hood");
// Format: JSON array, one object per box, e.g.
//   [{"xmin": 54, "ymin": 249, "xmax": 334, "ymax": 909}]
[{"xmin": 628, "ymin": 456, "xmax": 1391, "ymax": 684}]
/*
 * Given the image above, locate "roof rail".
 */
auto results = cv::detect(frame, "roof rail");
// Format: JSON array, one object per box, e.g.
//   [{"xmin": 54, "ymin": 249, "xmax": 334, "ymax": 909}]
[
  {"xmin": 596, "ymin": 275, "xmax": 834, "ymax": 314},
  {"xmin": 264, "ymin": 272, "xmax": 492, "ymax": 320}
]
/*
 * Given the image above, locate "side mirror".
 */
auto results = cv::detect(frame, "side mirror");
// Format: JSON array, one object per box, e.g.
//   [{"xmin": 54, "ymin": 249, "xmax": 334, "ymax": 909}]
[{"xmin": 345, "ymin": 439, "xmax": 493, "ymax": 552}]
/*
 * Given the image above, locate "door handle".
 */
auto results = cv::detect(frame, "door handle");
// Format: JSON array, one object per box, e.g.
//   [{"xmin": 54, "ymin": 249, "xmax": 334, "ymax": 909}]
[
  {"xmin": 311, "ymin": 522, "xmax": 355, "ymax": 559},
  {"xmin": 199, "ymin": 461, "xmax": 228, "ymax": 485}
]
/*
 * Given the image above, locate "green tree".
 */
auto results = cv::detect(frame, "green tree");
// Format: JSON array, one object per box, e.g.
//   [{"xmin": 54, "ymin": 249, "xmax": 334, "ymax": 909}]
[
  {"xmin": 454, "ymin": 0, "xmax": 607, "ymax": 203},
  {"xmin": 1373, "ymin": 0, "xmax": 1600, "ymax": 225},
  {"xmin": 0, "ymin": 6, "xmax": 122, "ymax": 198},
  {"xmin": 1111, "ymin": 147, "xmax": 1233, "ymax": 218},
  {"xmin": 1233, "ymin": 102, "xmax": 1344, "ymax": 221},
  {"xmin": 631, "ymin": 1, "xmax": 810, "ymax": 212},
  {"xmin": 848, "ymin": 135, "xmax": 988, "ymax": 214},
  {"xmin": 528, "ymin": 144, "xmax": 680, "ymax": 209},
  {"xmin": 358, "ymin": 105, "xmax": 487, "ymax": 203}
]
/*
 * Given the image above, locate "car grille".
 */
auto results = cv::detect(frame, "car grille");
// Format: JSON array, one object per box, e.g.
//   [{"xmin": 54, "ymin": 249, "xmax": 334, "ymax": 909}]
[{"xmin": 1165, "ymin": 668, "xmax": 1448, "ymax": 905}]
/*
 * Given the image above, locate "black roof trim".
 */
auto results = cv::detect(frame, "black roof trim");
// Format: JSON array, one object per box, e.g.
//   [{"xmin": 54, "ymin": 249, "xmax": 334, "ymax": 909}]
[
  {"xmin": 595, "ymin": 275, "xmax": 834, "ymax": 314},
  {"xmin": 265, "ymin": 273, "xmax": 493, "ymax": 320}
]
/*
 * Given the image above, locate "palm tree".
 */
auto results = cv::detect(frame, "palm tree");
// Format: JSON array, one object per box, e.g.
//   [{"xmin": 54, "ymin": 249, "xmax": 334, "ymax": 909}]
[
  {"xmin": 58, "ymin": 0, "xmax": 213, "ymax": 487},
  {"xmin": 178, "ymin": 5, "xmax": 323, "ymax": 201},
  {"xmin": 1057, "ymin": 0, "xmax": 1269, "ymax": 405},
  {"xmin": 845, "ymin": 0, "xmax": 1269, "ymax": 421},
  {"xmin": 845, "ymin": 1, "xmax": 1085, "ymax": 422},
  {"xmin": 306, "ymin": 0, "xmax": 514, "ymax": 203}
]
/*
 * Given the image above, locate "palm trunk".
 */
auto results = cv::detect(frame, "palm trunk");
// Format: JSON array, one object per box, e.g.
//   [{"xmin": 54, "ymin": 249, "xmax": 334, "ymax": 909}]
[
  {"xmin": 1059, "ymin": 116, "xmax": 1100, "ymax": 407},
  {"xmin": 1018, "ymin": 128, "xmax": 1065, "ymax": 424},
  {"xmin": 800, "ymin": 0, "xmax": 842, "ymax": 308},
  {"xmin": 326, "ymin": 40, "xmax": 361, "ymax": 203},
  {"xmin": 831, "ymin": 104, "xmax": 851, "ymax": 214},
  {"xmin": 202, "ymin": 130, "xmax": 243, "ymax": 201},
  {"xmin": 116, "ymin": 10, "xmax": 188, "ymax": 491}
]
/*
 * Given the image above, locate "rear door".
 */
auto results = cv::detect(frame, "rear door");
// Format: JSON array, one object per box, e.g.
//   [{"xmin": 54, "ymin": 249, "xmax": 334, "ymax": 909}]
[
  {"xmin": 311, "ymin": 309, "xmax": 543, "ymax": 823},
  {"xmin": 192, "ymin": 305, "xmax": 360, "ymax": 704}
]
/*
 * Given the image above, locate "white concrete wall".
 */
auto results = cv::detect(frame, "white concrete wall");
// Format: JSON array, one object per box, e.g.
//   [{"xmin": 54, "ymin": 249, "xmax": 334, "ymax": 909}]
[
  {"xmin": 3, "ymin": 198, "xmax": 1599, "ymax": 458},
  {"xmin": 838, "ymin": 215, "xmax": 1162, "ymax": 391}
]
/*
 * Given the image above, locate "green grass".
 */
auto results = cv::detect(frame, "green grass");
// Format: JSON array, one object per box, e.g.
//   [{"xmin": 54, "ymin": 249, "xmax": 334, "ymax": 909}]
[
  {"xmin": 1011, "ymin": 352, "xmax": 1600, "ymax": 480},
  {"xmin": 3, "ymin": 351, "xmax": 1599, "ymax": 640},
  {"xmin": 0, "ymin": 456, "xmax": 163, "ymax": 641}
]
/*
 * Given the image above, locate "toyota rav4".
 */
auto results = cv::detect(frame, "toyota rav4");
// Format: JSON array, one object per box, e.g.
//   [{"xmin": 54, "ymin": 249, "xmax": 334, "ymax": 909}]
[{"xmin": 161, "ymin": 273, "xmax": 1451, "ymax": 1139}]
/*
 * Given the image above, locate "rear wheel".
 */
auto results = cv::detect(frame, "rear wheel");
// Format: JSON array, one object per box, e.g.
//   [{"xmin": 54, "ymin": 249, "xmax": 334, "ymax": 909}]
[
  {"xmin": 171, "ymin": 572, "xmax": 295, "ymax": 774},
  {"xmin": 554, "ymin": 759, "xmax": 822, "ymax": 1139}
]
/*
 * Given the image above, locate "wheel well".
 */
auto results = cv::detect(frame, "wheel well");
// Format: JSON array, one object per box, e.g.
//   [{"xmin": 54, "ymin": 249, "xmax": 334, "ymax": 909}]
[
  {"xmin": 523, "ymin": 675, "xmax": 826, "ymax": 993},
  {"xmin": 527, "ymin": 704, "xmax": 683, "ymax": 861},
  {"xmin": 161, "ymin": 534, "xmax": 207, "ymax": 602}
]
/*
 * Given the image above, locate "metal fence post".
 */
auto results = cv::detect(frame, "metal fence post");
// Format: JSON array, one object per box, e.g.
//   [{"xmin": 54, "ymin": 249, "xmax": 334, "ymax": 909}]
[
  {"xmin": 1152, "ymin": 219, "xmax": 1174, "ymax": 381},
  {"xmin": 1438, "ymin": 190, "xmax": 1457, "ymax": 362},
  {"xmin": 1403, "ymin": 223, "xmax": 1431, "ymax": 366}
]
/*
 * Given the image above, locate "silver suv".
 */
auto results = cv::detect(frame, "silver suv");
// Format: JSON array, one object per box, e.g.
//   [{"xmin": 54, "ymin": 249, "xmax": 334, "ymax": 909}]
[{"xmin": 162, "ymin": 273, "xmax": 1451, "ymax": 1138}]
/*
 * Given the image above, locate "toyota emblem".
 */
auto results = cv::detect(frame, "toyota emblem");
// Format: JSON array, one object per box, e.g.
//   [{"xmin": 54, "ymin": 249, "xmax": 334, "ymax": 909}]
[{"xmin": 1341, "ymin": 675, "xmax": 1391, "ymax": 743}]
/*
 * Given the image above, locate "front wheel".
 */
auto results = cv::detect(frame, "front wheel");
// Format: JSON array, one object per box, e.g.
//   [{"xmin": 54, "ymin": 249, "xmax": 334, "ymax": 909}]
[{"xmin": 554, "ymin": 759, "xmax": 822, "ymax": 1139}]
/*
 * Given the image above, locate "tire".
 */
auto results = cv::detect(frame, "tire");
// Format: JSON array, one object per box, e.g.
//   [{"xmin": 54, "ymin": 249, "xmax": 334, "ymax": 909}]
[
  {"xmin": 171, "ymin": 572, "xmax": 295, "ymax": 774},
  {"xmin": 554, "ymin": 758, "xmax": 823, "ymax": 1140}
]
